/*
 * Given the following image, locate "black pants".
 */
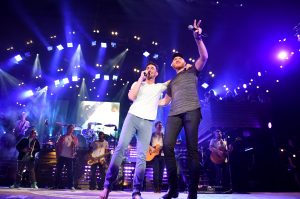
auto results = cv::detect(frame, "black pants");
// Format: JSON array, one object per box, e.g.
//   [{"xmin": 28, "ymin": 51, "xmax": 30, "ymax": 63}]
[
  {"xmin": 55, "ymin": 156, "xmax": 74, "ymax": 188},
  {"xmin": 90, "ymin": 162, "xmax": 106, "ymax": 189},
  {"xmin": 15, "ymin": 159, "xmax": 36, "ymax": 185},
  {"xmin": 163, "ymin": 108, "xmax": 201, "ymax": 194},
  {"xmin": 152, "ymin": 155, "xmax": 165, "ymax": 190}
]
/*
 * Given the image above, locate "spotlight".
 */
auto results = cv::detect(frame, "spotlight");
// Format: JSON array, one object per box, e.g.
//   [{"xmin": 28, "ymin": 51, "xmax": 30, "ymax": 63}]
[
  {"xmin": 54, "ymin": 80, "xmax": 60, "ymax": 86},
  {"xmin": 278, "ymin": 51, "xmax": 288, "ymax": 60},
  {"xmin": 14, "ymin": 55, "xmax": 22, "ymax": 62},
  {"xmin": 72, "ymin": 76, "xmax": 78, "ymax": 82},
  {"xmin": 104, "ymin": 75, "xmax": 109, "ymax": 80},
  {"xmin": 62, "ymin": 78, "xmax": 69, "ymax": 84},
  {"xmin": 101, "ymin": 42, "xmax": 107, "ymax": 48},
  {"xmin": 91, "ymin": 41, "xmax": 97, "ymax": 46},
  {"xmin": 56, "ymin": 44, "xmax": 64, "ymax": 51},
  {"xmin": 243, "ymin": 84, "xmax": 247, "ymax": 89},
  {"xmin": 201, "ymin": 83, "xmax": 209, "ymax": 89},
  {"xmin": 67, "ymin": 42, "xmax": 73, "ymax": 48},
  {"xmin": 143, "ymin": 51, "xmax": 150, "ymax": 57},
  {"xmin": 111, "ymin": 42, "xmax": 117, "ymax": 48},
  {"xmin": 23, "ymin": 90, "xmax": 34, "ymax": 98},
  {"xmin": 95, "ymin": 74, "xmax": 101, "ymax": 79},
  {"xmin": 153, "ymin": 54, "xmax": 159, "ymax": 59},
  {"xmin": 112, "ymin": 75, "xmax": 118, "ymax": 81},
  {"xmin": 47, "ymin": 46, "xmax": 53, "ymax": 51},
  {"xmin": 258, "ymin": 72, "xmax": 261, "ymax": 77}
]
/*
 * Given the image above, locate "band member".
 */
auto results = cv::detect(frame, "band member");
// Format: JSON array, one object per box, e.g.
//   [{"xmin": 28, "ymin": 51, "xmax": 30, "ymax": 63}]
[
  {"xmin": 149, "ymin": 121, "xmax": 165, "ymax": 193},
  {"xmin": 99, "ymin": 62, "xmax": 169, "ymax": 199},
  {"xmin": 159, "ymin": 19, "xmax": 208, "ymax": 199},
  {"xmin": 209, "ymin": 129, "xmax": 229, "ymax": 188},
  {"xmin": 14, "ymin": 112, "xmax": 30, "ymax": 140},
  {"xmin": 52, "ymin": 124, "xmax": 78, "ymax": 190},
  {"xmin": 10, "ymin": 129, "xmax": 40, "ymax": 189},
  {"xmin": 89, "ymin": 131, "xmax": 109, "ymax": 190}
]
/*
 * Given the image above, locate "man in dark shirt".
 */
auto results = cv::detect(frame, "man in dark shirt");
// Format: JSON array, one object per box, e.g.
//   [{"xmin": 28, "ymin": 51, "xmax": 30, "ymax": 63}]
[
  {"xmin": 10, "ymin": 129, "xmax": 41, "ymax": 189},
  {"xmin": 159, "ymin": 19, "xmax": 208, "ymax": 199}
]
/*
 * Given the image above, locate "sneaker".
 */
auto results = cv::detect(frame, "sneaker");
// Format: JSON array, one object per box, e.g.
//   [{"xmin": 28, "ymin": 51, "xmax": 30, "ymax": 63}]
[
  {"xmin": 132, "ymin": 192, "xmax": 143, "ymax": 199},
  {"xmin": 159, "ymin": 189, "xmax": 179, "ymax": 199},
  {"xmin": 9, "ymin": 184, "xmax": 19, "ymax": 189},
  {"xmin": 31, "ymin": 182, "xmax": 38, "ymax": 189},
  {"xmin": 70, "ymin": 187, "xmax": 76, "ymax": 191}
]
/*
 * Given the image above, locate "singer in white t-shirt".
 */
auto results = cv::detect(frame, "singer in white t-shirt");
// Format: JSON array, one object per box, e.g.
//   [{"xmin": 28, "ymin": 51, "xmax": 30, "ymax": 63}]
[{"xmin": 99, "ymin": 62, "xmax": 169, "ymax": 199}]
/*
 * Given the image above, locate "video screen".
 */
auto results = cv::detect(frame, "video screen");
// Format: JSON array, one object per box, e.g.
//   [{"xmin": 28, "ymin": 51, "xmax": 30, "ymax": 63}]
[{"xmin": 78, "ymin": 101, "xmax": 120, "ymax": 137}]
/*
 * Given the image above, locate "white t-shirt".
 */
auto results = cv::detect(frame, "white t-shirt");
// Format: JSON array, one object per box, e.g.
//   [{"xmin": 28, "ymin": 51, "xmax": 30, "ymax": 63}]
[
  {"xmin": 128, "ymin": 82, "xmax": 167, "ymax": 120},
  {"xmin": 90, "ymin": 140, "xmax": 109, "ymax": 159},
  {"xmin": 60, "ymin": 135, "xmax": 74, "ymax": 158}
]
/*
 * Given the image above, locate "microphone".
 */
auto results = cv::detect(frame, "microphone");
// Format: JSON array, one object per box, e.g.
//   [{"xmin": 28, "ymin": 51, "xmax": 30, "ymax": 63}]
[
  {"xmin": 188, "ymin": 25, "xmax": 197, "ymax": 31},
  {"xmin": 143, "ymin": 72, "xmax": 147, "ymax": 76},
  {"xmin": 188, "ymin": 25, "xmax": 208, "ymax": 37}
]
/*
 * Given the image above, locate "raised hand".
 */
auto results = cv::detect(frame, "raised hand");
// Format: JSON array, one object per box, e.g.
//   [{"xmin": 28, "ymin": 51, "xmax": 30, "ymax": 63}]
[{"xmin": 193, "ymin": 19, "xmax": 203, "ymax": 39}]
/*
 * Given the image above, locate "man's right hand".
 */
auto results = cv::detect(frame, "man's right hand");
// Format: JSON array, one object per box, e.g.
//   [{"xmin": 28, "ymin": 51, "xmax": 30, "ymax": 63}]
[{"xmin": 139, "ymin": 70, "xmax": 148, "ymax": 81}]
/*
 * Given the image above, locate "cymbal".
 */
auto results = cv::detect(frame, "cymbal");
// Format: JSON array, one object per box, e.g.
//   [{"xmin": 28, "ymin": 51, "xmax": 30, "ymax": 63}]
[
  {"xmin": 55, "ymin": 122, "xmax": 67, "ymax": 126},
  {"xmin": 104, "ymin": 124, "xmax": 116, "ymax": 127},
  {"xmin": 88, "ymin": 122, "xmax": 102, "ymax": 125}
]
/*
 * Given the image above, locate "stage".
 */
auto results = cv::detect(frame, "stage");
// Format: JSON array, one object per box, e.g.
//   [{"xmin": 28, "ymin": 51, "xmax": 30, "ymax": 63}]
[{"xmin": 0, "ymin": 187, "xmax": 300, "ymax": 199}]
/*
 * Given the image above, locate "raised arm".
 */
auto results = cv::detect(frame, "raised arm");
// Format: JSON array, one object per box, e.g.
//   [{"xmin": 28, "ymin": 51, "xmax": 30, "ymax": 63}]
[
  {"xmin": 128, "ymin": 70, "xmax": 147, "ymax": 101},
  {"xmin": 193, "ymin": 19, "xmax": 208, "ymax": 71}
]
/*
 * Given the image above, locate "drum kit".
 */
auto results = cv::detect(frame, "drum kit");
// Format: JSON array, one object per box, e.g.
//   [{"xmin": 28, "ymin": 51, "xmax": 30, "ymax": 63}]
[
  {"xmin": 80, "ymin": 122, "xmax": 118, "ymax": 143},
  {"xmin": 52, "ymin": 121, "xmax": 118, "ymax": 144}
]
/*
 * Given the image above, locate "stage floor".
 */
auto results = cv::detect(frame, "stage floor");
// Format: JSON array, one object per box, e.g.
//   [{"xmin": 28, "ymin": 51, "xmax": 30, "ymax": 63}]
[{"xmin": 0, "ymin": 187, "xmax": 300, "ymax": 199}]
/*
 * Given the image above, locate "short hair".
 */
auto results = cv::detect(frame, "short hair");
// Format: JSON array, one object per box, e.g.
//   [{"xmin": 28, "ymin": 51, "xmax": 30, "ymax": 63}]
[
  {"xmin": 98, "ymin": 131, "xmax": 105, "ymax": 136},
  {"xmin": 172, "ymin": 52, "xmax": 184, "ymax": 60},
  {"xmin": 154, "ymin": 121, "xmax": 162, "ymax": 128},
  {"xmin": 146, "ymin": 61, "xmax": 159, "ymax": 71},
  {"xmin": 67, "ymin": 124, "xmax": 75, "ymax": 131}
]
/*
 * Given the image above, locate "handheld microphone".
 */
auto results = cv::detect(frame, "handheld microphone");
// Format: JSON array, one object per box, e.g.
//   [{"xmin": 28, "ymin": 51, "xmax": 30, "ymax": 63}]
[
  {"xmin": 143, "ymin": 72, "xmax": 147, "ymax": 76},
  {"xmin": 188, "ymin": 25, "xmax": 208, "ymax": 37},
  {"xmin": 188, "ymin": 25, "xmax": 197, "ymax": 31}
]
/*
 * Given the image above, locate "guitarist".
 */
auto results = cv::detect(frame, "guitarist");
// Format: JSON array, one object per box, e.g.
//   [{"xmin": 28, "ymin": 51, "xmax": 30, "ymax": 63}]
[
  {"xmin": 89, "ymin": 131, "xmax": 109, "ymax": 190},
  {"xmin": 209, "ymin": 129, "xmax": 228, "ymax": 188},
  {"xmin": 149, "ymin": 121, "xmax": 165, "ymax": 193}
]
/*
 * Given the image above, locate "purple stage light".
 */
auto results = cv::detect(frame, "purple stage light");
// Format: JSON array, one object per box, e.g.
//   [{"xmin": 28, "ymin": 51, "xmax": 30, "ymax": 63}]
[
  {"xmin": 54, "ymin": 80, "xmax": 60, "ymax": 86},
  {"xmin": 104, "ymin": 75, "xmax": 109, "ymax": 80},
  {"xmin": 56, "ymin": 44, "xmax": 64, "ymax": 51},
  {"xmin": 14, "ymin": 55, "xmax": 22, "ymax": 62},
  {"xmin": 72, "ymin": 76, "xmax": 78, "ymax": 81},
  {"xmin": 143, "ymin": 51, "xmax": 150, "ymax": 57},
  {"xmin": 62, "ymin": 78, "xmax": 69, "ymax": 84},
  {"xmin": 23, "ymin": 90, "xmax": 34, "ymax": 97},
  {"xmin": 201, "ymin": 83, "xmax": 209, "ymax": 89},
  {"xmin": 277, "ymin": 51, "xmax": 288, "ymax": 60},
  {"xmin": 95, "ymin": 74, "xmax": 100, "ymax": 79},
  {"xmin": 101, "ymin": 42, "xmax": 107, "ymax": 48}
]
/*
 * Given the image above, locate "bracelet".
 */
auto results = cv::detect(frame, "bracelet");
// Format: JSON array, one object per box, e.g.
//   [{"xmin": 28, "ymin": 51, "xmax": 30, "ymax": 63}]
[{"xmin": 195, "ymin": 34, "xmax": 202, "ymax": 41}]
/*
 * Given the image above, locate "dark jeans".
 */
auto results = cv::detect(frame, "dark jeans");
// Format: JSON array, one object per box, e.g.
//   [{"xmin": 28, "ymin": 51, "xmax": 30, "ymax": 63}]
[
  {"xmin": 163, "ymin": 108, "xmax": 201, "ymax": 194},
  {"xmin": 90, "ymin": 162, "xmax": 106, "ymax": 189},
  {"xmin": 214, "ymin": 162, "xmax": 229, "ymax": 188},
  {"xmin": 55, "ymin": 156, "xmax": 74, "ymax": 188},
  {"xmin": 15, "ymin": 159, "xmax": 36, "ymax": 185},
  {"xmin": 152, "ymin": 155, "xmax": 165, "ymax": 189}
]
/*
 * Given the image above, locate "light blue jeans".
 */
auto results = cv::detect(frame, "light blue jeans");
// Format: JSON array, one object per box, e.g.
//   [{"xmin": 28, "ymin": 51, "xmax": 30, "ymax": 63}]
[{"xmin": 104, "ymin": 113, "xmax": 153, "ymax": 193}]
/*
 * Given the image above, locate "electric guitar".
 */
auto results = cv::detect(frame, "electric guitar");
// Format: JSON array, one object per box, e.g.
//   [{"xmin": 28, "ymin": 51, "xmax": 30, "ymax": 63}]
[
  {"xmin": 146, "ymin": 144, "xmax": 161, "ymax": 162},
  {"xmin": 87, "ymin": 151, "xmax": 111, "ymax": 166}
]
